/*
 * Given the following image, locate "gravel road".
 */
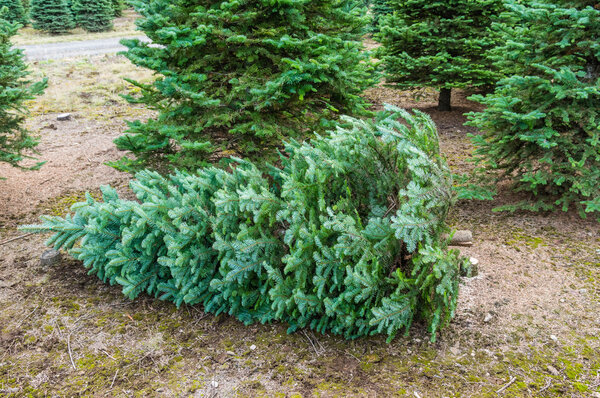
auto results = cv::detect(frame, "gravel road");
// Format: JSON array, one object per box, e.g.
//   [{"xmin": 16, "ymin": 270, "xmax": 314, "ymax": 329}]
[{"xmin": 19, "ymin": 35, "xmax": 150, "ymax": 61}]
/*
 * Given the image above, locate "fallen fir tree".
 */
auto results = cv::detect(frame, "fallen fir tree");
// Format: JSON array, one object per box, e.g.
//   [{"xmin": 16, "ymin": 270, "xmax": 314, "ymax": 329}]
[{"xmin": 22, "ymin": 106, "xmax": 464, "ymax": 341}]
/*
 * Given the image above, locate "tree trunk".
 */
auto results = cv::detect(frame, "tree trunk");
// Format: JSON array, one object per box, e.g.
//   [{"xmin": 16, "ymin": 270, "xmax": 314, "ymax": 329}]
[{"xmin": 438, "ymin": 87, "xmax": 452, "ymax": 111}]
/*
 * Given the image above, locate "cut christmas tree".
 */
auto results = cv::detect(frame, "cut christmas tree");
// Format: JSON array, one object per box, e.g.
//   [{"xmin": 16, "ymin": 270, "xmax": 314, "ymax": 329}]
[{"xmin": 22, "ymin": 106, "xmax": 464, "ymax": 342}]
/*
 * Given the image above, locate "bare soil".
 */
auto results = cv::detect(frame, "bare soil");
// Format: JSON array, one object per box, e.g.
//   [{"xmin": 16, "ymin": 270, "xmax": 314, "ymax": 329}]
[{"xmin": 0, "ymin": 57, "xmax": 599, "ymax": 397}]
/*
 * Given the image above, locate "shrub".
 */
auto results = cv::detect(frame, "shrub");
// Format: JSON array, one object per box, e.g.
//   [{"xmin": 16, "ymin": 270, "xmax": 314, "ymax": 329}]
[
  {"xmin": 22, "ymin": 107, "xmax": 463, "ymax": 341},
  {"xmin": 376, "ymin": 0, "xmax": 503, "ymax": 111},
  {"xmin": 0, "ymin": 10, "xmax": 47, "ymax": 175},
  {"xmin": 0, "ymin": 0, "xmax": 27, "ymax": 24},
  {"xmin": 465, "ymin": 0, "xmax": 600, "ymax": 218},
  {"xmin": 30, "ymin": 0, "xmax": 75, "ymax": 34},
  {"xmin": 71, "ymin": 0, "xmax": 112, "ymax": 32},
  {"xmin": 112, "ymin": 0, "xmax": 375, "ymax": 172}
]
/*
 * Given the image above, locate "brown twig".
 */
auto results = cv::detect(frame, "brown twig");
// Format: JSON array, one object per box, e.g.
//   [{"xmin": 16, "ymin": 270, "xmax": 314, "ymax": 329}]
[
  {"xmin": 496, "ymin": 376, "xmax": 517, "ymax": 394},
  {"xmin": 0, "ymin": 233, "xmax": 35, "ymax": 247},
  {"xmin": 109, "ymin": 369, "xmax": 119, "ymax": 389},
  {"xmin": 303, "ymin": 330, "xmax": 320, "ymax": 356},
  {"xmin": 67, "ymin": 333, "xmax": 77, "ymax": 370}
]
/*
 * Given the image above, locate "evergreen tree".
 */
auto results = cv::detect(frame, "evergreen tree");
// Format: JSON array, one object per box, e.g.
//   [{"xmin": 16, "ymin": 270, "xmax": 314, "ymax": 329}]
[
  {"xmin": 22, "ymin": 107, "xmax": 464, "ymax": 342},
  {"xmin": 465, "ymin": 0, "xmax": 600, "ymax": 218},
  {"xmin": 113, "ymin": 0, "xmax": 375, "ymax": 172},
  {"xmin": 376, "ymin": 0, "xmax": 503, "ymax": 111},
  {"xmin": 0, "ymin": 0, "xmax": 27, "ymax": 25},
  {"xmin": 370, "ymin": 0, "xmax": 392, "ymax": 31},
  {"xmin": 111, "ymin": 0, "xmax": 122, "ymax": 17},
  {"xmin": 0, "ymin": 10, "xmax": 47, "ymax": 176},
  {"xmin": 30, "ymin": 0, "xmax": 75, "ymax": 34},
  {"xmin": 21, "ymin": 0, "xmax": 29, "ymax": 20},
  {"xmin": 71, "ymin": 0, "xmax": 113, "ymax": 32}
]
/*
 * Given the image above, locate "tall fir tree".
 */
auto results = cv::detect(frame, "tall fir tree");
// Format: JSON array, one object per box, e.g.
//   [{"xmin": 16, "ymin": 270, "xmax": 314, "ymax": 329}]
[
  {"xmin": 465, "ymin": 0, "xmax": 600, "ymax": 218},
  {"xmin": 0, "ymin": 0, "xmax": 27, "ymax": 25},
  {"xmin": 0, "ymin": 9, "xmax": 47, "ymax": 175},
  {"xmin": 30, "ymin": 0, "xmax": 75, "ymax": 34},
  {"xmin": 23, "ymin": 107, "xmax": 464, "ymax": 342},
  {"xmin": 376, "ymin": 0, "xmax": 504, "ymax": 111},
  {"xmin": 112, "ymin": 0, "xmax": 376, "ymax": 172},
  {"xmin": 71, "ymin": 0, "xmax": 113, "ymax": 32}
]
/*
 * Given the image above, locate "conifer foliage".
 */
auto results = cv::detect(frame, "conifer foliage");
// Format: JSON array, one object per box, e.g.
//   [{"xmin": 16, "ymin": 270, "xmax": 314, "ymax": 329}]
[
  {"xmin": 0, "ymin": 11, "xmax": 47, "ymax": 174},
  {"xmin": 30, "ymin": 0, "xmax": 75, "ymax": 34},
  {"xmin": 0, "ymin": 0, "xmax": 27, "ymax": 25},
  {"xmin": 71, "ymin": 0, "xmax": 113, "ymax": 32},
  {"xmin": 465, "ymin": 0, "xmax": 600, "ymax": 218},
  {"xmin": 370, "ymin": 0, "xmax": 392, "ymax": 31},
  {"xmin": 376, "ymin": 0, "xmax": 503, "ymax": 111},
  {"xmin": 111, "ymin": 0, "xmax": 123, "ymax": 17},
  {"xmin": 113, "ymin": 0, "xmax": 375, "ymax": 171},
  {"xmin": 22, "ymin": 107, "xmax": 463, "ymax": 341}
]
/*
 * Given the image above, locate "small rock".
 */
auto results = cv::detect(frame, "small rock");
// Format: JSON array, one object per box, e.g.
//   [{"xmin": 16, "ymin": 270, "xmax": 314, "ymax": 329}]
[
  {"xmin": 470, "ymin": 257, "xmax": 479, "ymax": 266},
  {"xmin": 249, "ymin": 344, "xmax": 257, "ymax": 351},
  {"xmin": 364, "ymin": 353, "xmax": 381, "ymax": 363},
  {"xmin": 547, "ymin": 365, "xmax": 559, "ymax": 376},
  {"xmin": 483, "ymin": 313, "xmax": 493, "ymax": 323},
  {"xmin": 559, "ymin": 298, "xmax": 565, "ymax": 303},
  {"xmin": 0, "ymin": 280, "xmax": 16, "ymax": 288},
  {"xmin": 550, "ymin": 335, "xmax": 558, "ymax": 342},
  {"xmin": 447, "ymin": 230, "xmax": 473, "ymax": 246},
  {"xmin": 449, "ymin": 344, "xmax": 460, "ymax": 356},
  {"xmin": 210, "ymin": 381, "xmax": 219, "ymax": 388},
  {"xmin": 579, "ymin": 288, "xmax": 588, "ymax": 294},
  {"xmin": 226, "ymin": 351, "xmax": 235, "ymax": 356},
  {"xmin": 40, "ymin": 250, "xmax": 61, "ymax": 267},
  {"xmin": 57, "ymin": 113, "xmax": 71, "ymax": 121}
]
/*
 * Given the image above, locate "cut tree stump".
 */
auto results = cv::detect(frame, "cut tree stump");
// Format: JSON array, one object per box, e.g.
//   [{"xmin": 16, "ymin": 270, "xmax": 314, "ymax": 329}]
[{"xmin": 40, "ymin": 250, "xmax": 62, "ymax": 267}]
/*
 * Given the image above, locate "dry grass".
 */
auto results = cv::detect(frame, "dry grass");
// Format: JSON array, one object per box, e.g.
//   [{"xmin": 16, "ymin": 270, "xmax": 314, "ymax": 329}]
[
  {"xmin": 26, "ymin": 54, "xmax": 154, "ymax": 121},
  {"xmin": 12, "ymin": 9, "xmax": 140, "ymax": 46}
]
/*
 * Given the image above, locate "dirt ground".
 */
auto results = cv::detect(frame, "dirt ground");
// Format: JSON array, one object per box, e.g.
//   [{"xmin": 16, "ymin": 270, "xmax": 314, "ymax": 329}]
[{"xmin": 0, "ymin": 55, "xmax": 599, "ymax": 398}]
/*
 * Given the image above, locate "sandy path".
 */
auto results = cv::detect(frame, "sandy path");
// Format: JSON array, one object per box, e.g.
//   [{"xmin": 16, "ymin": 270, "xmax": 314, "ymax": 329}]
[{"xmin": 18, "ymin": 35, "xmax": 149, "ymax": 60}]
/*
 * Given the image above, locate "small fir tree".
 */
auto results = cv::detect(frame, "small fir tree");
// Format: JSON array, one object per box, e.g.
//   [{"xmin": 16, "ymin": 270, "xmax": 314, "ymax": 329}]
[
  {"xmin": 71, "ymin": 0, "xmax": 113, "ymax": 32},
  {"xmin": 465, "ymin": 0, "xmax": 600, "ymax": 218},
  {"xmin": 0, "ymin": 0, "xmax": 27, "ymax": 25},
  {"xmin": 22, "ymin": 107, "xmax": 464, "ymax": 342},
  {"xmin": 0, "ymin": 10, "xmax": 47, "ymax": 175},
  {"xmin": 21, "ymin": 0, "xmax": 29, "ymax": 19},
  {"xmin": 111, "ymin": 0, "xmax": 123, "ymax": 17},
  {"xmin": 370, "ymin": 0, "xmax": 392, "ymax": 31},
  {"xmin": 113, "ymin": 0, "xmax": 375, "ymax": 172},
  {"xmin": 376, "ymin": 0, "xmax": 503, "ymax": 111},
  {"xmin": 30, "ymin": 0, "xmax": 75, "ymax": 34}
]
